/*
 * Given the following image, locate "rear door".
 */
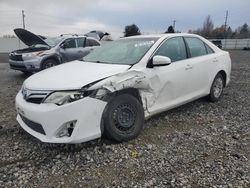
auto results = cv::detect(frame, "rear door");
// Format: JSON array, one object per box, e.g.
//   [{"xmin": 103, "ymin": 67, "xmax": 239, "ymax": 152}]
[
  {"xmin": 82, "ymin": 38, "xmax": 101, "ymax": 57},
  {"xmin": 75, "ymin": 37, "xmax": 89, "ymax": 59},
  {"xmin": 184, "ymin": 37, "xmax": 216, "ymax": 96}
]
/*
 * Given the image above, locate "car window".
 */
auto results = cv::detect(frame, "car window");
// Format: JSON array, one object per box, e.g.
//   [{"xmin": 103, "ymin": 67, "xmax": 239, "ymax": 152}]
[
  {"xmin": 185, "ymin": 37, "xmax": 207, "ymax": 57},
  {"xmin": 205, "ymin": 44, "xmax": 214, "ymax": 54},
  {"xmin": 77, "ymin": 38, "xmax": 85, "ymax": 48},
  {"xmin": 154, "ymin": 37, "xmax": 187, "ymax": 62},
  {"xmin": 89, "ymin": 39, "xmax": 100, "ymax": 46},
  {"xmin": 64, "ymin": 38, "xmax": 76, "ymax": 48},
  {"xmin": 86, "ymin": 39, "xmax": 100, "ymax": 47}
]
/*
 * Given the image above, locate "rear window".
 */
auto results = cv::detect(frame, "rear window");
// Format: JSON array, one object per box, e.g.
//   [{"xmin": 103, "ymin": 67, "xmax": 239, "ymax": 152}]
[
  {"xmin": 86, "ymin": 39, "xmax": 100, "ymax": 47},
  {"xmin": 90, "ymin": 39, "xmax": 100, "ymax": 46},
  {"xmin": 185, "ymin": 37, "xmax": 207, "ymax": 57},
  {"xmin": 205, "ymin": 44, "xmax": 214, "ymax": 54},
  {"xmin": 77, "ymin": 38, "xmax": 85, "ymax": 48}
]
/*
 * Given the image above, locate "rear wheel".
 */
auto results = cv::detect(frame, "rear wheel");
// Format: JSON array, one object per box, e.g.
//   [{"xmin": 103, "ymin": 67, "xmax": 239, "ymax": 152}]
[
  {"xmin": 103, "ymin": 94, "xmax": 144, "ymax": 142},
  {"xmin": 208, "ymin": 73, "xmax": 224, "ymax": 102},
  {"xmin": 42, "ymin": 59, "xmax": 57, "ymax": 70}
]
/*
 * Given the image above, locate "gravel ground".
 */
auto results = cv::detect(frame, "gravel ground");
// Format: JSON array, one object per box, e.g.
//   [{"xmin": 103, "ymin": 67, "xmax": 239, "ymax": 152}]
[{"xmin": 0, "ymin": 50, "xmax": 249, "ymax": 187}]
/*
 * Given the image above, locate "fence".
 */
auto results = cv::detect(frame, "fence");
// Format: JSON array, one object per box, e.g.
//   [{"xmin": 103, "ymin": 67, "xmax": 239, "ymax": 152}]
[
  {"xmin": 222, "ymin": 39, "xmax": 250, "ymax": 50},
  {"xmin": 210, "ymin": 39, "xmax": 250, "ymax": 50}
]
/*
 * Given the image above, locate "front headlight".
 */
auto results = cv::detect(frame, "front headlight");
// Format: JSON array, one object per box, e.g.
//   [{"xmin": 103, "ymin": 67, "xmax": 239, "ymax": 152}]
[
  {"xmin": 43, "ymin": 91, "xmax": 85, "ymax": 105},
  {"xmin": 23, "ymin": 51, "xmax": 44, "ymax": 58},
  {"xmin": 43, "ymin": 88, "xmax": 110, "ymax": 105}
]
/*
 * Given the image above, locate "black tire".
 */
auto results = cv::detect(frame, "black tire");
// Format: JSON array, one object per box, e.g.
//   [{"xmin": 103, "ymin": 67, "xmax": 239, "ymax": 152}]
[
  {"xmin": 41, "ymin": 59, "xmax": 57, "ymax": 70},
  {"xmin": 21, "ymin": 71, "xmax": 32, "ymax": 76},
  {"xmin": 208, "ymin": 73, "xmax": 224, "ymax": 102},
  {"xmin": 103, "ymin": 94, "xmax": 144, "ymax": 142}
]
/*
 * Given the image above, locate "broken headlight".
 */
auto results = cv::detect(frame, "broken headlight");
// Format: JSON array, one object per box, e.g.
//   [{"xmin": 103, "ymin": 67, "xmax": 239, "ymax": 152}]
[
  {"xmin": 43, "ymin": 88, "xmax": 109, "ymax": 105},
  {"xmin": 43, "ymin": 91, "xmax": 85, "ymax": 105},
  {"xmin": 91, "ymin": 88, "xmax": 110, "ymax": 99}
]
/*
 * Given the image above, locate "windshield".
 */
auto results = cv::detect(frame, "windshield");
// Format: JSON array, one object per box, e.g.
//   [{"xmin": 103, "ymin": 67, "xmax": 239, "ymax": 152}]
[
  {"xmin": 44, "ymin": 37, "xmax": 64, "ymax": 47},
  {"xmin": 83, "ymin": 37, "xmax": 159, "ymax": 65}
]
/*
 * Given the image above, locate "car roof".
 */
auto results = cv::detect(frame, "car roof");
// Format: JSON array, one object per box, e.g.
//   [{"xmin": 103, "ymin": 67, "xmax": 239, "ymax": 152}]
[
  {"xmin": 122, "ymin": 33, "xmax": 202, "ymax": 39},
  {"xmin": 55, "ymin": 35, "xmax": 99, "ymax": 41}
]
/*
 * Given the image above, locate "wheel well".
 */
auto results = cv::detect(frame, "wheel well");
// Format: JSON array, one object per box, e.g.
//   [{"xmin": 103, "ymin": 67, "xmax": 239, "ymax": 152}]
[
  {"xmin": 100, "ymin": 88, "xmax": 143, "ymax": 134},
  {"xmin": 111, "ymin": 88, "xmax": 142, "ymax": 105},
  {"xmin": 218, "ymin": 70, "xmax": 227, "ymax": 87},
  {"xmin": 41, "ymin": 56, "xmax": 60, "ymax": 68}
]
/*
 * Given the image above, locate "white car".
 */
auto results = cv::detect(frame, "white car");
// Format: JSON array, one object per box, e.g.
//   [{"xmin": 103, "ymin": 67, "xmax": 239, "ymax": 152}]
[{"xmin": 15, "ymin": 34, "xmax": 231, "ymax": 143}]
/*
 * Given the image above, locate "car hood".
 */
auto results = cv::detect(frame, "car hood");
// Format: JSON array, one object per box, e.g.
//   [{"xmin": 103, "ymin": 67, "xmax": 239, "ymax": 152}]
[
  {"xmin": 14, "ymin": 28, "xmax": 49, "ymax": 47},
  {"xmin": 24, "ymin": 61, "xmax": 130, "ymax": 91}
]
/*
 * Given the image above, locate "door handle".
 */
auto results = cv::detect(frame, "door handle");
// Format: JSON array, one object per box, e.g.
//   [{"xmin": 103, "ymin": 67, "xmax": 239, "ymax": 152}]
[{"xmin": 185, "ymin": 64, "xmax": 193, "ymax": 70}]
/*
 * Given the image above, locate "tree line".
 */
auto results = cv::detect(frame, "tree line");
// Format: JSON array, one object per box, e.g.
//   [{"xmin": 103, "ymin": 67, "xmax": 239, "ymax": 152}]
[
  {"xmin": 189, "ymin": 15, "xmax": 250, "ymax": 39},
  {"xmin": 124, "ymin": 17, "xmax": 250, "ymax": 39},
  {"xmin": 123, "ymin": 24, "xmax": 175, "ymax": 37}
]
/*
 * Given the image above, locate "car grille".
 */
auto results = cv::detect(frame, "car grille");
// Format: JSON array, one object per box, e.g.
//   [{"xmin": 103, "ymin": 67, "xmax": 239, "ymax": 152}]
[
  {"xmin": 20, "ymin": 114, "xmax": 46, "ymax": 135},
  {"xmin": 10, "ymin": 64, "xmax": 26, "ymax": 70},
  {"xmin": 22, "ymin": 88, "xmax": 51, "ymax": 104},
  {"xmin": 9, "ymin": 53, "xmax": 23, "ymax": 61},
  {"xmin": 26, "ymin": 97, "xmax": 45, "ymax": 104}
]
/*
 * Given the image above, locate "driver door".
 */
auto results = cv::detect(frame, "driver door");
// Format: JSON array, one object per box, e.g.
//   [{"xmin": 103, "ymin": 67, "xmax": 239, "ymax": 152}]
[
  {"xmin": 60, "ymin": 38, "xmax": 78, "ymax": 62},
  {"xmin": 146, "ymin": 37, "xmax": 193, "ymax": 113}
]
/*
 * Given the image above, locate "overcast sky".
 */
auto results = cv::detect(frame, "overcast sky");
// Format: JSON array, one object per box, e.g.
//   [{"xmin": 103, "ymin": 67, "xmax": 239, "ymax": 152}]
[{"xmin": 0, "ymin": 0, "xmax": 249, "ymax": 38}]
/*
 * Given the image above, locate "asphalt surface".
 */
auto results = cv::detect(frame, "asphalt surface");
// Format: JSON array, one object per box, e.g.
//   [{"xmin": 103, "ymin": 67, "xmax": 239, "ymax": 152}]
[{"xmin": 0, "ymin": 53, "xmax": 9, "ymax": 63}]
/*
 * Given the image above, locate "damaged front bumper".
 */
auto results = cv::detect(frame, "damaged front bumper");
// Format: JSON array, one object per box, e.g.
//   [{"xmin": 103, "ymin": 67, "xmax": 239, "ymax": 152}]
[{"xmin": 15, "ymin": 91, "xmax": 107, "ymax": 143}]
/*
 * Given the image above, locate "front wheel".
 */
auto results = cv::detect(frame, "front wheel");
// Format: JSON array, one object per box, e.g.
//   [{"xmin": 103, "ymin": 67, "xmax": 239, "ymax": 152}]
[
  {"xmin": 103, "ymin": 94, "xmax": 144, "ymax": 142},
  {"xmin": 208, "ymin": 73, "xmax": 224, "ymax": 102},
  {"xmin": 21, "ymin": 71, "xmax": 32, "ymax": 76},
  {"xmin": 41, "ymin": 59, "xmax": 57, "ymax": 70}
]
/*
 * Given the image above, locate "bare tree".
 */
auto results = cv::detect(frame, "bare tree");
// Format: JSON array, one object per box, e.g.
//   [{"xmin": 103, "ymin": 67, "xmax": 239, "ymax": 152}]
[
  {"xmin": 226, "ymin": 27, "xmax": 233, "ymax": 39},
  {"xmin": 202, "ymin": 15, "xmax": 214, "ymax": 38},
  {"xmin": 237, "ymin": 23, "xmax": 250, "ymax": 38}
]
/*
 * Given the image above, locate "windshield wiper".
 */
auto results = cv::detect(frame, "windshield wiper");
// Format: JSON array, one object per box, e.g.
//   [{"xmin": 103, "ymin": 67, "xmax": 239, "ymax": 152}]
[
  {"xmin": 83, "ymin": 60, "xmax": 110, "ymax": 64},
  {"xmin": 93, "ymin": 60, "xmax": 107, "ymax": 63}
]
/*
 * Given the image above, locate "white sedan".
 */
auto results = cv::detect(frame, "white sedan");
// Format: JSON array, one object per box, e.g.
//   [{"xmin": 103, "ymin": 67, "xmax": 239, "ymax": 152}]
[{"xmin": 15, "ymin": 33, "xmax": 231, "ymax": 143}]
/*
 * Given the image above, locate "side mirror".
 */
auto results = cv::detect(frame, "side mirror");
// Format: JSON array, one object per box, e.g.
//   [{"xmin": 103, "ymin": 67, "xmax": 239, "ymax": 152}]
[
  {"xmin": 152, "ymin": 55, "xmax": 171, "ymax": 66},
  {"xmin": 60, "ymin": 43, "xmax": 67, "ymax": 49}
]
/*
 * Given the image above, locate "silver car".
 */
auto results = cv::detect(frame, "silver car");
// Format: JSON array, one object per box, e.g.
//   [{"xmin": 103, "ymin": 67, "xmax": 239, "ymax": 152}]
[{"xmin": 9, "ymin": 28, "xmax": 102, "ymax": 73}]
